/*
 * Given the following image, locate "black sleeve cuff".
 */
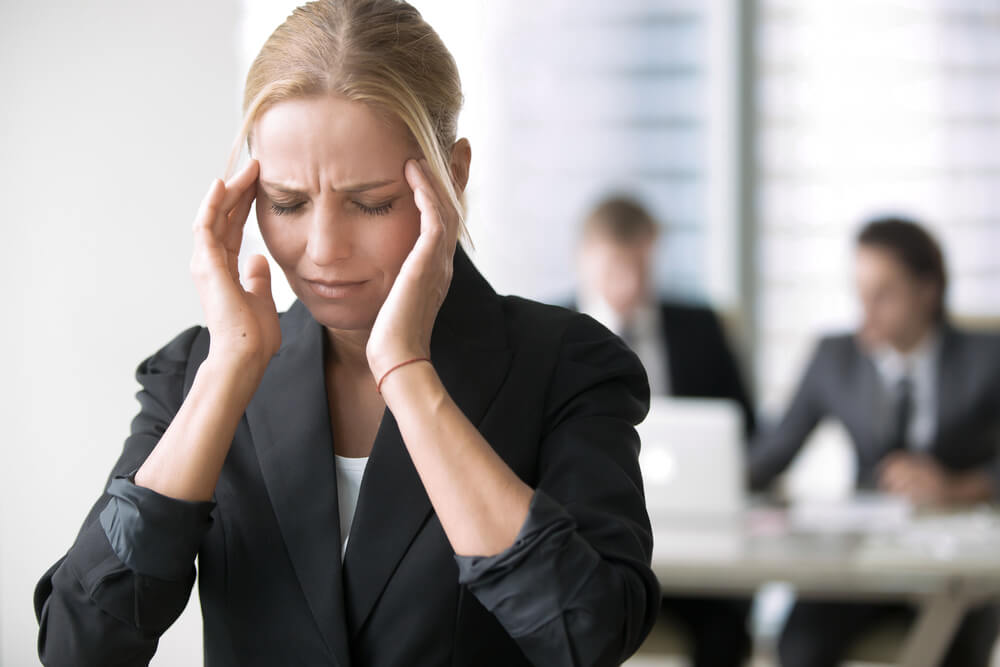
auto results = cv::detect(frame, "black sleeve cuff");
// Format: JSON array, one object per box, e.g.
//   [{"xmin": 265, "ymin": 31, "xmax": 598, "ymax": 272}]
[
  {"xmin": 453, "ymin": 489, "xmax": 603, "ymax": 636},
  {"xmin": 99, "ymin": 471, "xmax": 216, "ymax": 581}
]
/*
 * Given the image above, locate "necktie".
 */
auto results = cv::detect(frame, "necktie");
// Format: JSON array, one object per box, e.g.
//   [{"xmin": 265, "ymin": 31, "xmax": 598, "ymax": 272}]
[{"xmin": 887, "ymin": 375, "xmax": 914, "ymax": 452}]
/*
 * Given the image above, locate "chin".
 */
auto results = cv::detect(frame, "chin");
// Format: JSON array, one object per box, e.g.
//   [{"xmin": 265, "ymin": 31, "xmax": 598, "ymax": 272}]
[{"xmin": 298, "ymin": 294, "xmax": 380, "ymax": 332}]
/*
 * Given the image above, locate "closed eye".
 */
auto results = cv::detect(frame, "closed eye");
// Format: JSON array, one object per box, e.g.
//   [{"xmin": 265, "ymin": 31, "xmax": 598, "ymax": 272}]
[
  {"xmin": 270, "ymin": 201, "xmax": 304, "ymax": 216},
  {"xmin": 356, "ymin": 201, "xmax": 393, "ymax": 216}
]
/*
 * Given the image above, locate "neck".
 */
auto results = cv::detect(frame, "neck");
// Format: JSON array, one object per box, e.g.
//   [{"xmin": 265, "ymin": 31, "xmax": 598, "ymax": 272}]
[
  {"xmin": 892, "ymin": 320, "xmax": 937, "ymax": 356},
  {"xmin": 324, "ymin": 326, "xmax": 372, "ymax": 374}
]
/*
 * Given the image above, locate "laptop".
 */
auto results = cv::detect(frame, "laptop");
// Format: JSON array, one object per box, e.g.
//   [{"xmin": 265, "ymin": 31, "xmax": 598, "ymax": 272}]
[{"xmin": 636, "ymin": 397, "xmax": 747, "ymax": 519}]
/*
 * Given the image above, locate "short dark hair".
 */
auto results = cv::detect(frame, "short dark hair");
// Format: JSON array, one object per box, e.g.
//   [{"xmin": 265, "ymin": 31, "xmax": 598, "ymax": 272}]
[
  {"xmin": 582, "ymin": 195, "xmax": 658, "ymax": 244},
  {"xmin": 857, "ymin": 216, "xmax": 948, "ymax": 322}
]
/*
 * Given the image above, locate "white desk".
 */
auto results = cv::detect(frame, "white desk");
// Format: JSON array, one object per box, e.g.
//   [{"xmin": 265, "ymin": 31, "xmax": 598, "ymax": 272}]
[{"xmin": 650, "ymin": 502, "xmax": 1000, "ymax": 667}]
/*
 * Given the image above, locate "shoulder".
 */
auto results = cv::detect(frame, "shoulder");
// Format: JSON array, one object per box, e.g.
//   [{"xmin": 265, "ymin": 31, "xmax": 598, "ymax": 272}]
[
  {"xmin": 137, "ymin": 304, "xmax": 312, "ymax": 384},
  {"xmin": 136, "ymin": 324, "xmax": 207, "ymax": 379},
  {"xmin": 496, "ymin": 295, "xmax": 650, "ymax": 420},
  {"xmin": 804, "ymin": 332, "xmax": 862, "ymax": 371},
  {"xmin": 944, "ymin": 326, "xmax": 1000, "ymax": 366},
  {"xmin": 657, "ymin": 299, "xmax": 726, "ymax": 334},
  {"xmin": 659, "ymin": 299, "xmax": 717, "ymax": 321},
  {"xmin": 498, "ymin": 295, "xmax": 625, "ymax": 356}
]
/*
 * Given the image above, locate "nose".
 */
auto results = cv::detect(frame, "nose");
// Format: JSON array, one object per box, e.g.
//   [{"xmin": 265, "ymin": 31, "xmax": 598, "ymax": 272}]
[{"xmin": 305, "ymin": 210, "xmax": 353, "ymax": 266}]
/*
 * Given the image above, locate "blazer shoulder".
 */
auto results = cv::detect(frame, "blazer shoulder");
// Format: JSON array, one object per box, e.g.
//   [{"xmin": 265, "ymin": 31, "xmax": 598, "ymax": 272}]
[
  {"xmin": 137, "ymin": 324, "xmax": 206, "ymax": 378},
  {"xmin": 813, "ymin": 331, "xmax": 859, "ymax": 359},
  {"xmin": 497, "ymin": 295, "xmax": 649, "ymax": 412},
  {"xmin": 659, "ymin": 299, "xmax": 718, "ymax": 320},
  {"xmin": 945, "ymin": 327, "xmax": 1000, "ymax": 372},
  {"xmin": 949, "ymin": 326, "xmax": 1000, "ymax": 351},
  {"xmin": 498, "ymin": 295, "xmax": 623, "ymax": 350}
]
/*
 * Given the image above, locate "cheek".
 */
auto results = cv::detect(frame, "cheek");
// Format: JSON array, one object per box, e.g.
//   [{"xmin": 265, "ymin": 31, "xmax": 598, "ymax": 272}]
[
  {"xmin": 256, "ymin": 212, "xmax": 303, "ymax": 267},
  {"xmin": 365, "ymin": 209, "xmax": 421, "ymax": 273}
]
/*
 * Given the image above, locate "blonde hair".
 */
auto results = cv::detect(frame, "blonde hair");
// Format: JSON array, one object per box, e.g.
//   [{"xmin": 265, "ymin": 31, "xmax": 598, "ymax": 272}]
[{"xmin": 228, "ymin": 0, "xmax": 468, "ymax": 241}]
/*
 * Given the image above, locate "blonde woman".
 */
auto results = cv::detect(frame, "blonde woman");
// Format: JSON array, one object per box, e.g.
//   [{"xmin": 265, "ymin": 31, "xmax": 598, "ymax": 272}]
[{"xmin": 34, "ymin": 1, "xmax": 658, "ymax": 665}]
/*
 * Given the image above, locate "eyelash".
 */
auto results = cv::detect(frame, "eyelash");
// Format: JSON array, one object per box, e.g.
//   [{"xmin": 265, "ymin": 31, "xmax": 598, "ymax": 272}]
[{"xmin": 268, "ymin": 201, "xmax": 394, "ymax": 217}]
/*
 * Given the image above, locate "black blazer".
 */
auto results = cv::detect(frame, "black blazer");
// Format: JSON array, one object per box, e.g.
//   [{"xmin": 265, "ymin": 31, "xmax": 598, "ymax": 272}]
[
  {"xmin": 567, "ymin": 298, "xmax": 756, "ymax": 437},
  {"xmin": 35, "ymin": 248, "xmax": 659, "ymax": 667},
  {"xmin": 749, "ymin": 327, "xmax": 1000, "ymax": 491}
]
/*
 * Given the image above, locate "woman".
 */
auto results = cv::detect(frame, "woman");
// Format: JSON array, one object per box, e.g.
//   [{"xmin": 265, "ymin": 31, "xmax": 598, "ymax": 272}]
[
  {"xmin": 749, "ymin": 217, "xmax": 1000, "ymax": 667},
  {"xmin": 33, "ymin": 2, "xmax": 659, "ymax": 665}
]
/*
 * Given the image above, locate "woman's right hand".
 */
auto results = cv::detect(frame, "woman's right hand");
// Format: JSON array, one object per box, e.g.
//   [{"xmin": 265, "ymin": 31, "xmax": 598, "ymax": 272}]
[{"xmin": 190, "ymin": 159, "xmax": 280, "ymax": 372}]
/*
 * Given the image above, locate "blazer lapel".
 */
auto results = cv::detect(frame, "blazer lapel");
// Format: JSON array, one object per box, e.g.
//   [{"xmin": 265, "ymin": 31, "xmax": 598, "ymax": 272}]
[
  {"xmin": 341, "ymin": 247, "xmax": 512, "ymax": 636},
  {"xmin": 245, "ymin": 301, "xmax": 351, "ymax": 667}
]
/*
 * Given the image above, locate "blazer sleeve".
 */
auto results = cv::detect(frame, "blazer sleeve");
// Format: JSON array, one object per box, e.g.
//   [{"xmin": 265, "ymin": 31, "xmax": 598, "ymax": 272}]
[
  {"xmin": 454, "ymin": 315, "xmax": 660, "ymax": 667},
  {"xmin": 34, "ymin": 325, "xmax": 215, "ymax": 667},
  {"xmin": 747, "ymin": 338, "xmax": 830, "ymax": 491}
]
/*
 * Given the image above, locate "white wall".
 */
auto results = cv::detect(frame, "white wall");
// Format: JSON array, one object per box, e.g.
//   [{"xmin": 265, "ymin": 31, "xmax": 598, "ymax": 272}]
[{"xmin": 0, "ymin": 1, "xmax": 241, "ymax": 664}]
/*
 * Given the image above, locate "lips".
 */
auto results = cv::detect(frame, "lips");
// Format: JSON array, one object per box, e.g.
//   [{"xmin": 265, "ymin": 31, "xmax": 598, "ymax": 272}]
[
  {"xmin": 306, "ymin": 278, "xmax": 367, "ymax": 288},
  {"xmin": 304, "ymin": 277, "xmax": 369, "ymax": 299}
]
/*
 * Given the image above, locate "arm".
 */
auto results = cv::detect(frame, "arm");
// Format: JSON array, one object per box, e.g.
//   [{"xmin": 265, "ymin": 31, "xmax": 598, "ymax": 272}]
[
  {"xmin": 34, "ymin": 327, "xmax": 215, "ymax": 667},
  {"xmin": 370, "ymin": 160, "xmax": 658, "ymax": 666},
  {"xmin": 35, "ymin": 160, "xmax": 277, "ymax": 666},
  {"xmin": 747, "ymin": 340, "xmax": 829, "ymax": 491},
  {"xmin": 380, "ymin": 318, "xmax": 658, "ymax": 666}
]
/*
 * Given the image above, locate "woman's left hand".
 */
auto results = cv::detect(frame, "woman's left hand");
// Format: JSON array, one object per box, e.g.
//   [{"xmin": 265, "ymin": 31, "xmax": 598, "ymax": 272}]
[{"xmin": 367, "ymin": 158, "xmax": 459, "ymax": 383}]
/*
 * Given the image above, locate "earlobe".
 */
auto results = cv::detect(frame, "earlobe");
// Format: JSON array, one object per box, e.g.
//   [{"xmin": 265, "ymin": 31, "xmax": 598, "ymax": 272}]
[{"xmin": 450, "ymin": 138, "xmax": 472, "ymax": 193}]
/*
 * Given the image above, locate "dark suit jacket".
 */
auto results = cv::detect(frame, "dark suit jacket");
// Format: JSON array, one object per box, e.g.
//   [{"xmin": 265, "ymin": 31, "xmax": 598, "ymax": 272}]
[
  {"xmin": 749, "ymin": 327, "xmax": 1000, "ymax": 491},
  {"xmin": 567, "ymin": 299, "xmax": 756, "ymax": 437},
  {"xmin": 35, "ymin": 248, "xmax": 660, "ymax": 667},
  {"xmin": 656, "ymin": 303, "xmax": 756, "ymax": 437}
]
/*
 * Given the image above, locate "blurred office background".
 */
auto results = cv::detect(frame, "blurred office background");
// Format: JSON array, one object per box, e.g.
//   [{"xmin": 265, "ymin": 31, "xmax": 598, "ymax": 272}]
[{"xmin": 2, "ymin": 0, "xmax": 998, "ymax": 665}]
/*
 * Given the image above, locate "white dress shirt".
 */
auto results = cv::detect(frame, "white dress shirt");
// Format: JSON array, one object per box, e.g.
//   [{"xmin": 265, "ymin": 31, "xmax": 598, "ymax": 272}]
[
  {"xmin": 580, "ymin": 291, "xmax": 670, "ymax": 396},
  {"xmin": 335, "ymin": 454, "xmax": 369, "ymax": 557}
]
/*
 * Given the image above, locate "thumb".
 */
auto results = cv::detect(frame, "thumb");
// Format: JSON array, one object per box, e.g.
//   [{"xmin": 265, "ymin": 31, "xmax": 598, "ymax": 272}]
[{"xmin": 242, "ymin": 254, "xmax": 272, "ymax": 299}]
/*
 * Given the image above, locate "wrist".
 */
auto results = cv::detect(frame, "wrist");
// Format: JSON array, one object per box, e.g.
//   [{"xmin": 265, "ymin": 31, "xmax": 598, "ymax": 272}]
[
  {"xmin": 377, "ymin": 358, "xmax": 442, "ymax": 406},
  {"xmin": 199, "ymin": 353, "xmax": 269, "ymax": 402},
  {"xmin": 368, "ymin": 346, "xmax": 429, "ymax": 383}
]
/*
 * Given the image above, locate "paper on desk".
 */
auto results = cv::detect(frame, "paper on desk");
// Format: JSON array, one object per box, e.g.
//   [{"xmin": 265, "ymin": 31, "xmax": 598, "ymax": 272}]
[{"xmin": 789, "ymin": 493, "xmax": 913, "ymax": 534}]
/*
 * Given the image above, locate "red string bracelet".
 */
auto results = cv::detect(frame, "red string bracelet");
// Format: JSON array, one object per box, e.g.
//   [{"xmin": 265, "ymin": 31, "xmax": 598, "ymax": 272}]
[{"xmin": 376, "ymin": 357, "xmax": 431, "ymax": 394}]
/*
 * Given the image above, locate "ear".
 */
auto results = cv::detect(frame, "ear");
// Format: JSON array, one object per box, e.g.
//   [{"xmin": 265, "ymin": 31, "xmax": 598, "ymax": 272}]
[
  {"xmin": 917, "ymin": 279, "xmax": 941, "ymax": 318},
  {"xmin": 449, "ymin": 138, "xmax": 472, "ymax": 194}
]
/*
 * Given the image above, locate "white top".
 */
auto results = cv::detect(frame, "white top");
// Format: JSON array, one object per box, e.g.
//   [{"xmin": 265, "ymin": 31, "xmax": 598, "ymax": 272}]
[
  {"xmin": 580, "ymin": 291, "xmax": 670, "ymax": 395},
  {"xmin": 334, "ymin": 454, "xmax": 369, "ymax": 557},
  {"xmin": 869, "ymin": 329, "xmax": 942, "ymax": 452}
]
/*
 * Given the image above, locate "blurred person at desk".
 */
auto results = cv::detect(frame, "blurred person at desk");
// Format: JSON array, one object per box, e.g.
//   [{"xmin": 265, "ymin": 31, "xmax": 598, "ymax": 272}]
[
  {"xmin": 749, "ymin": 216, "xmax": 1000, "ymax": 667},
  {"xmin": 572, "ymin": 195, "xmax": 757, "ymax": 667}
]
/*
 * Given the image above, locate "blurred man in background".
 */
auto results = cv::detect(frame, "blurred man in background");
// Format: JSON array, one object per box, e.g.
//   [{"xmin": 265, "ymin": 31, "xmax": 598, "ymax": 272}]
[
  {"xmin": 574, "ymin": 195, "xmax": 756, "ymax": 434},
  {"xmin": 572, "ymin": 195, "xmax": 756, "ymax": 667},
  {"xmin": 750, "ymin": 217, "xmax": 1000, "ymax": 667}
]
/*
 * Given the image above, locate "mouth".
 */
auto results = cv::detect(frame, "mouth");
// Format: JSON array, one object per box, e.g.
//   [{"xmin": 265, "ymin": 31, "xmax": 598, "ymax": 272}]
[{"xmin": 304, "ymin": 278, "xmax": 369, "ymax": 299}]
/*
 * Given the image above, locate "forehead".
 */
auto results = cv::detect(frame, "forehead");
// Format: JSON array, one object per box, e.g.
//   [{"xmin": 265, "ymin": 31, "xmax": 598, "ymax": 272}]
[
  {"xmin": 252, "ymin": 95, "xmax": 414, "ymax": 187},
  {"xmin": 856, "ymin": 245, "xmax": 910, "ymax": 282}
]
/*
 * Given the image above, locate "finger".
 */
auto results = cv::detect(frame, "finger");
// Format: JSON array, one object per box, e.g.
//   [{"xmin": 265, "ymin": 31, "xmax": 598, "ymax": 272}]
[
  {"xmin": 211, "ymin": 159, "xmax": 259, "ymax": 238},
  {"xmin": 193, "ymin": 178, "xmax": 226, "ymax": 232},
  {"xmin": 420, "ymin": 158, "xmax": 459, "ymax": 251},
  {"xmin": 222, "ymin": 159, "xmax": 259, "ymax": 213},
  {"xmin": 243, "ymin": 254, "xmax": 272, "ymax": 299},
  {"xmin": 224, "ymin": 181, "xmax": 257, "ymax": 251},
  {"xmin": 406, "ymin": 160, "xmax": 443, "ymax": 240},
  {"xmin": 407, "ymin": 159, "xmax": 447, "ymax": 227}
]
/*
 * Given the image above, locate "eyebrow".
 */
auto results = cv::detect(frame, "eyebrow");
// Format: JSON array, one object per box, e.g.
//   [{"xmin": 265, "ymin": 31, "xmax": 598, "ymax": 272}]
[{"xmin": 259, "ymin": 179, "xmax": 397, "ymax": 195}]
